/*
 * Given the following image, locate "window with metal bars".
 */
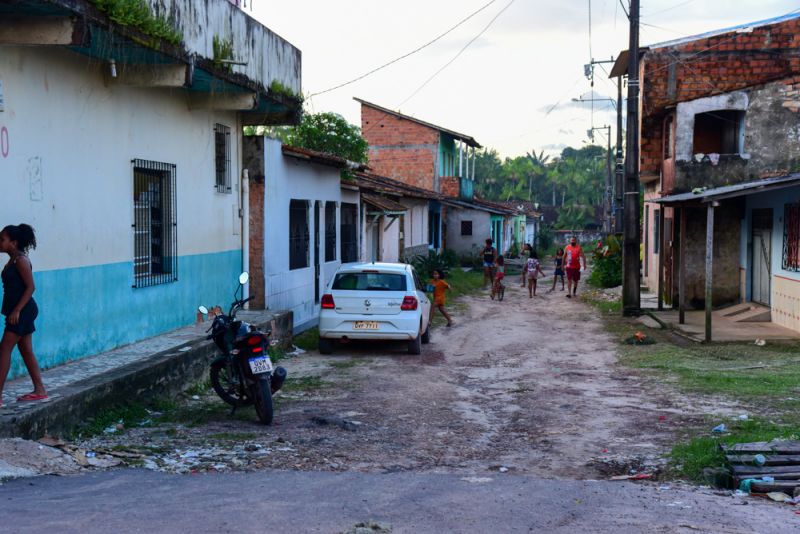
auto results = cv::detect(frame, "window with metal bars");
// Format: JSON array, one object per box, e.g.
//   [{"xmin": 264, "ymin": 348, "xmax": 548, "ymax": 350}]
[
  {"xmin": 340, "ymin": 203, "xmax": 358, "ymax": 263},
  {"xmin": 132, "ymin": 159, "xmax": 177, "ymax": 288},
  {"xmin": 214, "ymin": 123, "xmax": 231, "ymax": 193},
  {"xmin": 460, "ymin": 220, "xmax": 473, "ymax": 236},
  {"xmin": 289, "ymin": 199, "xmax": 309, "ymax": 270},
  {"xmin": 325, "ymin": 201, "xmax": 337, "ymax": 262},
  {"xmin": 783, "ymin": 203, "xmax": 800, "ymax": 272}
]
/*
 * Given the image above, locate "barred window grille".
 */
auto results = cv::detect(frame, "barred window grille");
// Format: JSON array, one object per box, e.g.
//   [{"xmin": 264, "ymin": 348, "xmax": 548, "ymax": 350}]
[
  {"xmin": 289, "ymin": 199, "xmax": 309, "ymax": 270},
  {"xmin": 325, "ymin": 202, "xmax": 337, "ymax": 262},
  {"xmin": 340, "ymin": 203, "xmax": 358, "ymax": 263},
  {"xmin": 461, "ymin": 220, "xmax": 473, "ymax": 236},
  {"xmin": 783, "ymin": 203, "xmax": 800, "ymax": 272},
  {"xmin": 214, "ymin": 123, "xmax": 231, "ymax": 193},
  {"xmin": 133, "ymin": 159, "xmax": 177, "ymax": 288}
]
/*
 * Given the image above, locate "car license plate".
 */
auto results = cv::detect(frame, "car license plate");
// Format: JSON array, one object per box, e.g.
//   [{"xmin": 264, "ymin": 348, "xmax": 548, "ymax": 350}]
[
  {"xmin": 353, "ymin": 321, "xmax": 379, "ymax": 330},
  {"xmin": 248, "ymin": 355, "xmax": 273, "ymax": 374}
]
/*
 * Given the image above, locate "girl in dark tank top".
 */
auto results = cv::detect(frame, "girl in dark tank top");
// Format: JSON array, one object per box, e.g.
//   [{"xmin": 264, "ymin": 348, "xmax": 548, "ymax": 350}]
[{"xmin": 0, "ymin": 224, "xmax": 47, "ymax": 407}]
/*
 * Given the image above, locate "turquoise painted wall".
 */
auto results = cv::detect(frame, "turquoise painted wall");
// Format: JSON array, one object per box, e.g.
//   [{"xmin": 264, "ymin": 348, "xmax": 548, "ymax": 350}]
[
  {"xmin": 5, "ymin": 249, "xmax": 241, "ymax": 380},
  {"xmin": 439, "ymin": 135, "xmax": 457, "ymax": 176}
]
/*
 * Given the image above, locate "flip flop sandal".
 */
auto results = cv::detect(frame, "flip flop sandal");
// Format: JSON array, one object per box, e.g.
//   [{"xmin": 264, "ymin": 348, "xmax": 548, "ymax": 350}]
[{"xmin": 17, "ymin": 393, "xmax": 48, "ymax": 402}]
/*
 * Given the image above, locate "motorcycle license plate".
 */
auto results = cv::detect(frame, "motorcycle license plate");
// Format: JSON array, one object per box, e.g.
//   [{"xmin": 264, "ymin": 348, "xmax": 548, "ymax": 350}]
[
  {"xmin": 248, "ymin": 355, "xmax": 273, "ymax": 374},
  {"xmin": 353, "ymin": 321, "xmax": 379, "ymax": 330}
]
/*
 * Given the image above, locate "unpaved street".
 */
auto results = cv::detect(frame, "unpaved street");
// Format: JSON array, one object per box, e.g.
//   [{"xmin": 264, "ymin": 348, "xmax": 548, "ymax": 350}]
[{"xmin": 1, "ymin": 283, "xmax": 796, "ymax": 531}]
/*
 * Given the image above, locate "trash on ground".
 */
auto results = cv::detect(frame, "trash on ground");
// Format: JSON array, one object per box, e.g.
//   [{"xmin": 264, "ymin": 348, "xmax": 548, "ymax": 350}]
[
  {"xmin": 712, "ymin": 424, "xmax": 727, "ymax": 433},
  {"xmin": 754, "ymin": 339, "xmax": 766, "ymax": 347},
  {"xmin": 609, "ymin": 473, "xmax": 652, "ymax": 481},
  {"xmin": 723, "ymin": 439, "xmax": 800, "ymax": 496}
]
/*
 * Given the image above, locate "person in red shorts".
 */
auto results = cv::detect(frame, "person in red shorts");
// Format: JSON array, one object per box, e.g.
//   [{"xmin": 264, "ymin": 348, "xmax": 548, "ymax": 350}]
[{"xmin": 564, "ymin": 236, "xmax": 586, "ymax": 299}]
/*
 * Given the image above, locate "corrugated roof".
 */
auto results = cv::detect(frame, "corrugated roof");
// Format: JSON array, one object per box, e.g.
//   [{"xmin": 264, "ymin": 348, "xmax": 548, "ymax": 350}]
[
  {"xmin": 362, "ymin": 194, "xmax": 408, "ymax": 213},
  {"xmin": 350, "ymin": 172, "xmax": 442, "ymax": 200},
  {"xmin": 653, "ymin": 174, "xmax": 800, "ymax": 205},
  {"xmin": 355, "ymin": 98, "xmax": 482, "ymax": 148}
]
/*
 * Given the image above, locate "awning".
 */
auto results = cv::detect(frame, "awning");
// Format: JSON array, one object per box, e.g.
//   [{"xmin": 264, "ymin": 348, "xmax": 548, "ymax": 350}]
[
  {"xmin": 652, "ymin": 174, "xmax": 800, "ymax": 206},
  {"xmin": 362, "ymin": 194, "xmax": 407, "ymax": 214}
]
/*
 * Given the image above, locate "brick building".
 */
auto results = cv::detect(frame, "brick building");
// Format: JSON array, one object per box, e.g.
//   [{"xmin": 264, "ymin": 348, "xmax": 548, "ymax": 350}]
[
  {"xmin": 618, "ymin": 12, "xmax": 800, "ymax": 337},
  {"xmin": 356, "ymin": 98, "xmax": 512, "ymax": 255}
]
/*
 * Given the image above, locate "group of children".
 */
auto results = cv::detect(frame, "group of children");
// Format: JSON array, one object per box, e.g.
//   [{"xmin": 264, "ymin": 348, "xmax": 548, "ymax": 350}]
[{"xmin": 491, "ymin": 244, "xmax": 568, "ymax": 300}]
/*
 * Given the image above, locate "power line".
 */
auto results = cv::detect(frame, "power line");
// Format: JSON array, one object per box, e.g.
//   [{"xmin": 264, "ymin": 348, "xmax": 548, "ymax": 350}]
[
  {"xmin": 618, "ymin": 0, "xmax": 629, "ymax": 19},
  {"xmin": 397, "ymin": 0, "xmax": 516, "ymax": 108},
  {"xmin": 307, "ymin": 0, "xmax": 500, "ymax": 99}
]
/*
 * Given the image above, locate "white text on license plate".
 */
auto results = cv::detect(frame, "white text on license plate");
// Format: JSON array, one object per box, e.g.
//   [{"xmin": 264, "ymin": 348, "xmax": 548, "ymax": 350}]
[
  {"xmin": 248, "ymin": 356, "xmax": 273, "ymax": 374},
  {"xmin": 353, "ymin": 321, "xmax": 379, "ymax": 330}
]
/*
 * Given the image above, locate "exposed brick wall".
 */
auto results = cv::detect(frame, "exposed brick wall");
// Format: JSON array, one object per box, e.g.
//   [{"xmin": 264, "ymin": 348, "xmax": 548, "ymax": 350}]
[
  {"xmin": 640, "ymin": 16, "xmax": 800, "ymax": 175},
  {"xmin": 440, "ymin": 176, "xmax": 460, "ymax": 198},
  {"xmin": 248, "ymin": 178, "xmax": 265, "ymax": 310},
  {"xmin": 361, "ymin": 103, "xmax": 439, "ymax": 192}
]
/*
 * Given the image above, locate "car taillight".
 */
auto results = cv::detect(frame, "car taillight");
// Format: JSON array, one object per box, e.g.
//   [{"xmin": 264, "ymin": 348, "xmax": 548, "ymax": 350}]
[
  {"xmin": 401, "ymin": 296, "xmax": 418, "ymax": 311},
  {"xmin": 321, "ymin": 294, "xmax": 335, "ymax": 309}
]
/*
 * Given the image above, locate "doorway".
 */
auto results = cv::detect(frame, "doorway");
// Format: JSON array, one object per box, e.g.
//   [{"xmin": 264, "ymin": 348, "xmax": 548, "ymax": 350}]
[
  {"xmin": 314, "ymin": 201, "xmax": 321, "ymax": 304},
  {"xmin": 751, "ymin": 209, "xmax": 772, "ymax": 306}
]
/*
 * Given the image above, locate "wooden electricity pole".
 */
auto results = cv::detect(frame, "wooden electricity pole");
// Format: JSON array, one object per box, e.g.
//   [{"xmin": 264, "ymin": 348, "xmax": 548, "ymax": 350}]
[{"xmin": 622, "ymin": 0, "xmax": 641, "ymax": 316}]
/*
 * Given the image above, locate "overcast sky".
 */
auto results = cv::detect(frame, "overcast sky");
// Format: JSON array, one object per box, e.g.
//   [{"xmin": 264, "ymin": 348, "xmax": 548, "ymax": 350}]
[{"xmin": 251, "ymin": 0, "xmax": 799, "ymax": 158}]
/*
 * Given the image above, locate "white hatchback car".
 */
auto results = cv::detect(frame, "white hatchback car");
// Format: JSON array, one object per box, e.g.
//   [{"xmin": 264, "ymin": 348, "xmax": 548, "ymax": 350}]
[{"xmin": 318, "ymin": 262, "xmax": 432, "ymax": 355}]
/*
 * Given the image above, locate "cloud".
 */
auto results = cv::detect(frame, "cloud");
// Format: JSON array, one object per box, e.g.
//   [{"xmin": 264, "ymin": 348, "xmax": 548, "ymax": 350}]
[{"xmin": 558, "ymin": 128, "xmax": 574, "ymax": 135}]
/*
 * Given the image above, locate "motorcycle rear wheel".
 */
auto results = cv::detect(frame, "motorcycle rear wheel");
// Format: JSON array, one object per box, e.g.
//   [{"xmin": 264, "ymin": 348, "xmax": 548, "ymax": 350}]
[
  {"xmin": 210, "ymin": 360, "xmax": 253, "ymax": 407},
  {"xmin": 252, "ymin": 378, "xmax": 274, "ymax": 425}
]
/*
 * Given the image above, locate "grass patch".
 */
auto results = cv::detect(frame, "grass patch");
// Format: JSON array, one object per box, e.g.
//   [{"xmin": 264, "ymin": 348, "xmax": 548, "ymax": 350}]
[
  {"xmin": 444, "ymin": 268, "xmax": 485, "ymax": 300},
  {"xmin": 283, "ymin": 375, "xmax": 324, "ymax": 392},
  {"xmin": 75, "ymin": 403, "xmax": 150, "ymax": 438},
  {"xmin": 669, "ymin": 417, "xmax": 800, "ymax": 481},
  {"xmin": 293, "ymin": 327, "xmax": 319, "ymax": 351}
]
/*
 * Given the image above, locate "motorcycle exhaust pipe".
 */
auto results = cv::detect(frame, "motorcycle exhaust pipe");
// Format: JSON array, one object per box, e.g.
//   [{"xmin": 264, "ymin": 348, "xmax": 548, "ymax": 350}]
[{"xmin": 271, "ymin": 366, "xmax": 287, "ymax": 393}]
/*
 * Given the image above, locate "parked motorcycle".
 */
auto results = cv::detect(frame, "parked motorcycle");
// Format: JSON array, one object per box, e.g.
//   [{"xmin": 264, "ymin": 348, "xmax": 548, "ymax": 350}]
[{"xmin": 199, "ymin": 272, "xmax": 287, "ymax": 425}]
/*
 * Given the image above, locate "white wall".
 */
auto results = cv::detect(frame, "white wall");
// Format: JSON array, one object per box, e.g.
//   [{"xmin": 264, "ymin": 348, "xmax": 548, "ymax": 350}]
[
  {"xmin": 0, "ymin": 46, "xmax": 242, "ymax": 272},
  {"xmin": 402, "ymin": 199, "xmax": 429, "ymax": 249},
  {"xmin": 261, "ymin": 139, "xmax": 343, "ymax": 327}
]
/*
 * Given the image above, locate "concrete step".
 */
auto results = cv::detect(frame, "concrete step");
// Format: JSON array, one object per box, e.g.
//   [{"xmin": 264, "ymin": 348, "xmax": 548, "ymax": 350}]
[
  {"xmin": 733, "ymin": 306, "xmax": 772, "ymax": 323},
  {"xmin": 718, "ymin": 303, "xmax": 771, "ymax": 323},
  {"xmin": 720, "ymin": 303, "xmax": 756, "ymax": 318}
]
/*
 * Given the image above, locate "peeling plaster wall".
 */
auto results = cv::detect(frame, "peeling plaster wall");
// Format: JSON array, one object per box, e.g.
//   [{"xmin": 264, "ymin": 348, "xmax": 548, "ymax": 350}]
[
  {"xmin": 672, "ymin": 80, "xmax": 800, "ymax": 192},
  {"xmin": 147, "ymin": 0, "xmax": 301, "ymax": 93},
  {"xmin": 674, "ymin": 92, "xmax": 749, "ymax": 162}
]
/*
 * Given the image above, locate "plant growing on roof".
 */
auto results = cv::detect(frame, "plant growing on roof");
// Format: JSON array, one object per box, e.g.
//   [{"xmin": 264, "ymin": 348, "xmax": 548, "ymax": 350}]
[
  {"xmin": 212, "ymin": 35, "xmax": 234, "ymax": 72},
  {"xmin": 90, "ymin": 0, "xmax": 182, "ymax": 46},
  {"xmin": 269, "ymin": 80, "xmax": 303, "ymax": 102}
]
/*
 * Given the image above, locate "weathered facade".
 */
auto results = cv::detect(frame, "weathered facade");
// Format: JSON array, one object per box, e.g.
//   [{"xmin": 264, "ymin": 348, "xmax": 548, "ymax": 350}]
[
  {"xmin": 0, "ymin": 0, "xmax": 301, "ymax": 377},
  {"xmin": 243, "ymin": 139, "xmax": 357, "ymax": 330},
  {"xmin": 630, "ymin": 13, "xmax": 800, "ymax": 335}
]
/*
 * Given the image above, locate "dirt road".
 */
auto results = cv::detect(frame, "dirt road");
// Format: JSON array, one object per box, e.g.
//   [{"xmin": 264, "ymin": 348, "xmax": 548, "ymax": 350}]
[{"xmin": 3, "ymin": 282, "xmax": 797, "ymax": 531}]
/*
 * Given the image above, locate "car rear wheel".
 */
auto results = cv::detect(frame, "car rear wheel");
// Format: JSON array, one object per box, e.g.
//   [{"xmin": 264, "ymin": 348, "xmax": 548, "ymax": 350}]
[
  {"xmin": 421, "ymin": 323, "xmax": 431, "ymax": 344},
  {"xmin": 408, "ymin": 333, "xmax": 422, "ymax": 355},
  {"xmin": 319, "ymin": 337, "xmax": 334, "ymax": 354}
]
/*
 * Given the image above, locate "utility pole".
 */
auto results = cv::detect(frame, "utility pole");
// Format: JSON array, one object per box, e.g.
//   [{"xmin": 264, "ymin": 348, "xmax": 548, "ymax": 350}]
[
  {"xmin": 622, "ymin": 0, "xmax": 641, "ymax": 316},
  {"xmin": 615, "ymin": 75, "xmax": 624, "ymax": 234}
]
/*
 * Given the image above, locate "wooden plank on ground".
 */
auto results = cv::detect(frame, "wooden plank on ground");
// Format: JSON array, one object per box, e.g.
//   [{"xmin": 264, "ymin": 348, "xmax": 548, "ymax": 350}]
[
  {"xmin": 726, "ymin": 454, "xmax": 800, "ymax": 466},
  {"xmin": 721, "ymin": 441, "xmax": 800, "ymax": 454},
  {"xmin": 732, "ymin": 465, "xmax": 800, "ymax": 476},
  {"xmin": 735, "ymin": 472, "xmax": 800, "ymax": 482},
  {"xmin": 750, "ymin": 480, "xmax": 800, "ymax": 493}
]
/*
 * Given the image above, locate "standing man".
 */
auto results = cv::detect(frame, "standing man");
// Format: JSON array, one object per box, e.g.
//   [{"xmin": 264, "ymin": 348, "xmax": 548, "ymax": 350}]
[
  {"xmin": 481, "ymin": 238, "xmax": 498, "ymax": 289},
  {"xmin": 564, "ymin": 236, "xmax": 586, "ymax": 299}
]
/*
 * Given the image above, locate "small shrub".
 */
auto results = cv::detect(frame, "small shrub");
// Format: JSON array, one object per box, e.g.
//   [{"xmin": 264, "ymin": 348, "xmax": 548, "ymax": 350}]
[
  {"xmin": 588, "ymin": 234, "xmax": 622, "ymax": 288},
  {"xmin": 408, "ymin": 250, "xmax": 458, "ymax": 278}
]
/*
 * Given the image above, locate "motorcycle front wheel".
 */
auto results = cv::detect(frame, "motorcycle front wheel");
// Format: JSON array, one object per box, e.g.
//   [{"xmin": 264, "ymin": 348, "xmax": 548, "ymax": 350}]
[
  {"xmin": 252, "ymin": 378, "xmax": 274, "ymax": 425},
  {"xmin": 210, "ymin": 360, "xmax": 253, "ymax": 407}
]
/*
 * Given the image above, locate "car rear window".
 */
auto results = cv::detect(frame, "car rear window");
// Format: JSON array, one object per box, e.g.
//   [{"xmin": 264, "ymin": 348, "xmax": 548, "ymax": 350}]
[{"xmin": 332, "ymin": 272, "xmax": 407, "ymax": 291}]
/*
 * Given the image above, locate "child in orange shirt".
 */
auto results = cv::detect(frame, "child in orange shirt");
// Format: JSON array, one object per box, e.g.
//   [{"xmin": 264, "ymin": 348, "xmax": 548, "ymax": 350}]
[{"xmin": 429, "ymin": 269, "xmax": 453, "ymax": 327}]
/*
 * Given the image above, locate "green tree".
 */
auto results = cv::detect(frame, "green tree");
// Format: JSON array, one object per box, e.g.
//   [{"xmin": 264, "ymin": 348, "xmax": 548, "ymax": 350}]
[
  {"xmin": 244, "ymin": 112, "xmax": 368, "ymax": 164},
  {"xmin": 286, "ymin": 112, "xmax": 368, "ymax": 163}
]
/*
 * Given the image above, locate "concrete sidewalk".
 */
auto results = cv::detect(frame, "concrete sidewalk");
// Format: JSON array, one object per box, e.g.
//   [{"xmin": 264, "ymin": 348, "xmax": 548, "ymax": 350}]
[{"xmin": 0, "ymin": 310, "xmax": 292, "ymax": 438}]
